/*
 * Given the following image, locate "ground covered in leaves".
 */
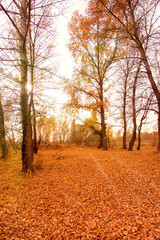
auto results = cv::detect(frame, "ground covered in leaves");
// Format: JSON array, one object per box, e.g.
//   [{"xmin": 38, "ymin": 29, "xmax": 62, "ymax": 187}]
[{"xmin": 0, "ymin": 145, "xmax": 160, "ymax": 239}]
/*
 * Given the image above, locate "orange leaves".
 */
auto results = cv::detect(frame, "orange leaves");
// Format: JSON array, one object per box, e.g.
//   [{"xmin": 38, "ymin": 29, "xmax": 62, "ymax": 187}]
[
  {"xmin": 0, "ymin": 145, "xmax": 160, "ymax": 238},
  {"xmin": 67, "ymin": 0, "xmax": 120, "ymax": 120}
]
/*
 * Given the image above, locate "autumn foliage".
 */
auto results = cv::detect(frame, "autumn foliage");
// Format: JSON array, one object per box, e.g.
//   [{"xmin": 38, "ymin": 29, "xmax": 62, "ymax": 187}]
[{"xmin": 0, "ymin": 145, "xmax": 160, "ymax": 239}]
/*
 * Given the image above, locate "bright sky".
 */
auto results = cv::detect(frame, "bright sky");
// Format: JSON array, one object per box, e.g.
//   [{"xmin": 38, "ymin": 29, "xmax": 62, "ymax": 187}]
[
  {"xmin": 52, "ymin": 0, "xmax": 89, "ymax": 106},
  {"xmin": 56, "ymin": 0, "xmax": 89, "ymax": 78}
]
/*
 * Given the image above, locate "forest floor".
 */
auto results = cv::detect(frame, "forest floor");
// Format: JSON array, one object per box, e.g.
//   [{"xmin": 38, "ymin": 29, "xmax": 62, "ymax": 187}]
[{"xmin": 0, "ymin": 144, "xmax": 160, "ymax": 240}]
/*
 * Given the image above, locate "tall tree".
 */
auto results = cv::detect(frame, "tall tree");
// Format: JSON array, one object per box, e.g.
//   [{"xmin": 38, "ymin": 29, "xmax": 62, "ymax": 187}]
[
  {"xmin": 0, "ymin": 95, "xmax": 7, "ymax": 159},
  {"xmin": 128, "ymin": 60, "xmax": 141, "ymax": 151},
  {"xmin": 0, "ymin": 0, "xmax": 65, "ymax": 170},
  {"xmin": 67, "ymin": 3, "xmax": 119, "ymax": 149},
  {"xmin": 0, "ymin": 1, "xmax": 33, "ymax": 171},
  {"xmin": 28, "ymin": 0, "xmax": 56, "ymax": 153},
  {"xmin": 98, "ymin": 0, "xmax": 160, "ymax": 150},
  {"xmin": 117, "ymin": 53, "xmax": 134, "ymax": 149}
]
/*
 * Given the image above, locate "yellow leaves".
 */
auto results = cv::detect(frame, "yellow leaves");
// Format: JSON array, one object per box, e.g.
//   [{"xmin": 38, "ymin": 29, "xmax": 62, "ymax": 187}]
[{"xmin": 67, "ymin": 1, "xmax": 119, "ymax": 116}]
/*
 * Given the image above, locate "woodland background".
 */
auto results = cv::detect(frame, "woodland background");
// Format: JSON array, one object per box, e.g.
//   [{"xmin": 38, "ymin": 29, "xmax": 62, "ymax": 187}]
[
  {"xmin": 0, "ymin": 0, "xmax": 159, "ymax": 171},
  {"xmin": 0, "ymin": 1, "xmax": 160, "ymax": 238}
]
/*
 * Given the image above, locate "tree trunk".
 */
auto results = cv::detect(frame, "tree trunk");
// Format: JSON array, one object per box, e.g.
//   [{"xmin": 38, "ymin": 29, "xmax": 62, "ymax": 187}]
[
  {"xmin": 128, "ymin": 96, "xmax": 136, "ymax": 151},
  {"xmin": 128, "ymin": 129, "xmax": 136, "ymax": 151},
  {"xmin": 137, "ymin": 126, "xmax": 142, "ymax": 151},
  {"xmin": 130, "ymin": 9, "xmax": 160, "ymax": 151},
  {"xmin": 20, "ymin": 48, "xmax": 34, "ymax": 172},
  {"xmin": 99, "ymin": 73, "xmax": 107, "ymax": 150},
  {"xmin": 29, "ymin": 27, "xmax": 38, "ymax": 154},
  {"xmin": 20, "ymin": 0, "xmax": 34, "ymax": 172},
  {"xmin": 103, "ymin": 137, "xmax": 107, "ymax": 150},
  {"xmin": 32, "ymin": 101, "xmax": 38, "ymax": 153},
  {"xmin": 101, "ymin": 105, "xmax": 107, "ymax": 150},
  {"xmin": 139, "ymin": 48, "xmax": 160, "ymax": 150},
  {"xmin": 123, "ymin": 77, "xmax": 127, "ymax": 149},
  {"xmin": 123, "ymin": 125, "xmax": 127, "ymax": 149},
  {"xmin": 137, "ymin": 96, "xmax": 151, "ymax": 150},
  {"xmin": 30, "ymin": 66, "xmax": 38, "ymax": 154},
  {"xmin": 0, "ymin": 98, "xmax": 7, "ymax": 159},
  {"xmin": 128, "ymin": 62, "xmax": 141, "ymax": 151}
]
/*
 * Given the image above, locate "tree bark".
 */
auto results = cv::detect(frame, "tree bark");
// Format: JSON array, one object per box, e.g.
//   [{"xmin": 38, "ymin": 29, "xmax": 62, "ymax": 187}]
[
  {"xmin": 30, "ymin": 63, "xmax": 38, "ymax": 153},
  {"xmin": 100, "ymin": 86, "xmax": 107, "ymax": 150},
  {"xmin": 123, "ymin": 75, "xmax": 127, "ymax": 149},
  {"xmin": 128, "ymin": 98, "xmax": 136, "ymax": 150},
  {"xmin": 101, "ymin": 107, "xmax": 107, "ymax": 150},
  {"xmin": 128, "ymin": 126, "xmax": 136, "ymax": 151},
  {"xmin": 32, "ymin": 100, "xmax": 38, "ymax": 153},
  {"xmin": 128, "ymin": 62, "xmax": 141, "ymax": 151},
  {"xmin": 29, "ymin": 27, "xmax": 38, "ymax": 154},
  {"xmin": 20, "ymin": 0, "xmax": 34, "ymax": 172},
  {"xmin": 0, "ymin": 98, "xmax": 7, "ymax": 159},
  {"xmin": 137, "ymin": 125, "xmax": 142, "ymax": 151},
  {"xmin": 137, "ymin": 95, "xmax": 151, "ymax": 150}
]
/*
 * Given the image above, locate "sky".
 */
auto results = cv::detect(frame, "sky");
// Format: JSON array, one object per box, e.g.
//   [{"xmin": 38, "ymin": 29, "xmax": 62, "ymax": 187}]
[
  {"xmin": 56, "ymin": 0, "xmax": 89, "ymax": 78},
  {"xmin": 51, "ymin": 0, "xmax": 89, "ymax": 106}
]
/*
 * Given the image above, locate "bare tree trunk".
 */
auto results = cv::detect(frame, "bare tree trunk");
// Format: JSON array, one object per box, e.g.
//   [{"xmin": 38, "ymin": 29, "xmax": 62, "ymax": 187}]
[
  {"xmin": 100, "ymin": 90, "xmax": 107, "ymax": 150},
  {"xmin": 128, "ymin": 123, "xmax": 136, "ymax": 151},
  {"xmin": 0, "ymin": 97, "xmax": 7, "ymax": 159},
  {"xmin": 123, "ymin": 121, "xmax": 127, "ymax": 149},
  {"xmin": 20, "ymin": 0, "xmax": 34, "ymax": 172},
  {"xmin": 137, "ymin": 95, "xmax": 152, "ymax": 150},
  {"xmin": 137, "ymin": 125, "xmax": 142, "ymax": 151},
  {"xmin": 128, "ymin": 91, "xmax": 136, "ymax": 151},
  {"xmin": 123, "ymin": 76, "xmax": 127, "ymax": 149},
  {"xmin": 128, "ymin": 62, "xmax": 141, "ymax": 151},
  {"xmin": 32, "ymin": 100, "xmax": 38, "ymax": 153},
  {"xmin": 29, "ymin": 27, "xmax": 38, "ymax": 154},
  {"xmin": 30, "ymin": 63, "xmax": 38, "ymax": 154},
  {"xmin": 101, "ymin": 108, "xmax": 107, "ymax": 150},
  {"xmin": 20, "ymin": 51, "xmax": 34, "ymax": 172}
]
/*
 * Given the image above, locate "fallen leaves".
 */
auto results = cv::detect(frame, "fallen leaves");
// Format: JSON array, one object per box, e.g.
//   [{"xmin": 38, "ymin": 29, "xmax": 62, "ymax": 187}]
[{"xmin": 0, "ymin": 145, "xmax": 160, "ymax": 239}]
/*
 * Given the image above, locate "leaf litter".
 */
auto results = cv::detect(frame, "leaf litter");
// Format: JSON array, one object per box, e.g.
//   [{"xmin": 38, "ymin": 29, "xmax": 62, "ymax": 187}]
[{"xmin": 0, "ymin": 145, "xmax": 160, "ymax": 239}]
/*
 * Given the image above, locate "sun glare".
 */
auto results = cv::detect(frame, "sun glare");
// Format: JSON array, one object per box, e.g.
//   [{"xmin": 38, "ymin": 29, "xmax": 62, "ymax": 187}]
[{"xmin": 26, "ymin": 82, "xmax": 32, "ymax": 92}]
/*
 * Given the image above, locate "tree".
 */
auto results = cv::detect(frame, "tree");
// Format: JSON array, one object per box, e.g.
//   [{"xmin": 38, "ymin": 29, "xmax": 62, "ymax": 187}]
[
  {"xmin": 98, "ymin": 0, "xmax": 160, "ymax": 150},
  {"xmin": 122, "ymin": 66, "xmax": 128, "ymax": 149},
  {"xmin": 67, "ymin": 3, "xmax": 119, "ymax": 149},
  {"xmin": 0, "ymin": 96, "xmax": 7, "ymax": 159},
  {"xmin": 0, "ymin": 0, "xmax": 34, "ymax": 171},
  {"xmin": 28, "ymin": 0, "xmax": 57, "ymax": 153},
  {"xmin": 116, "ymin": 50, "xmax": 134, "ymax": 149},
  {"xmin": 37, "ymin": 115, "xmax": 56, "ymax": 143},
  {"xmin": 136, "ymin": 91, "xmax": 154, "ymax": 150},
  {"xmin": 128, "ymin": 60, "xmax": 142, "ymax": 151},
  {"xmin": 70, "ymin": 119, "xmax": 76, "ymax": 144},
  {"xmin": 0, "ymin": 0, "xmax": 65, "ymax": 171},
  {"xmin": 57, "ymin": 114, "xmax": 70, "ymax": 144}
]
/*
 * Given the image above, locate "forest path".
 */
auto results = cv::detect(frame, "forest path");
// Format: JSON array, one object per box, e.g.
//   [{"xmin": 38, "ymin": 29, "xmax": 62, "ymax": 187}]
[{"xmin": 0, "ymin": 145, "xmax": 160, "ymax": 239}]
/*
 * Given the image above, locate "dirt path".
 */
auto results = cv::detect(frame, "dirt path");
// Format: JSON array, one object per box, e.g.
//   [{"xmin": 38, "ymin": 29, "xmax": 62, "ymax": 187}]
[{"xmin": 0, "ymin": 145, "xmax": 160, "ymax": 239}]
